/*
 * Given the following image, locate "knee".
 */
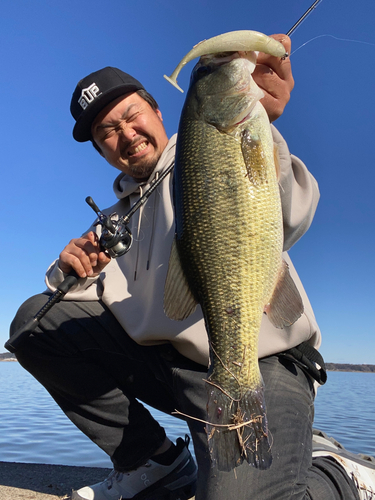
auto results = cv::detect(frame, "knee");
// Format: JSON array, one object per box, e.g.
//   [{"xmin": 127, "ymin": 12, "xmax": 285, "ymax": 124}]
[{"xmin": 10, "ymin": 293, "xmax": 50, "ymax": 337}]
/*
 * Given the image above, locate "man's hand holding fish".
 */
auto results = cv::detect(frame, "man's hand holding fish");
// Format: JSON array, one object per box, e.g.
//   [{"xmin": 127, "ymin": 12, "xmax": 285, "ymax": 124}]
[{"xmin": 255, "ymin": 34, "xmax": 294, "ymax": 122}]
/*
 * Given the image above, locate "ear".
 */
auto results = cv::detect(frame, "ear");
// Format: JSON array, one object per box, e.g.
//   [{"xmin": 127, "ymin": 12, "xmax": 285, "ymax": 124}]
[{"xmin": 156, "ymin": 109, "xmax": 163, "ymax": 122}]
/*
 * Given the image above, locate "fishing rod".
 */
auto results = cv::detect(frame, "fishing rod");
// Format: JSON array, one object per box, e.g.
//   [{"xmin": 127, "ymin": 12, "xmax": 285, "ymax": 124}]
[
  {"xmin": 5, "ymin": 3, "xmax": 323, "ymax": 354},
  {"xmin": 286, "ymin": 0, "xmax": 323, "ymax": 37},
  {"xmin": 5, "ymin": 161, "xmax": 175, "ymax": 354}
]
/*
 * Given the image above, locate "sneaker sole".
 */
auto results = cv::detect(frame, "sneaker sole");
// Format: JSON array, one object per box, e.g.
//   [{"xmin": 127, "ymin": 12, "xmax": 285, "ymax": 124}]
[
  {"xmin": 130, "ymin": 458, "xmax": 197, "ymax": 500},
  {"xmin": 71, "ymin": 474, "xmax": 196, "ymax": 500},
  {"xmin": 131, "ymin": 474, "xmax": 197, "ymax": 500}
]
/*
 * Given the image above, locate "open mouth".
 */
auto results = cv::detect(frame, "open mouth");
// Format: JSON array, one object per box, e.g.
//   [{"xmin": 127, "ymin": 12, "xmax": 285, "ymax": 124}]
[{"xmin": 127, "ymin": 141, "xmax": 149, "ymax": 156}]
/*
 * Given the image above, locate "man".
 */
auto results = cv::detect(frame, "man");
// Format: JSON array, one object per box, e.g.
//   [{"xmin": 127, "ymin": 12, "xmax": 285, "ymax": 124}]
[{"xmin": 10, "ymin": 35, "xmax": 375, "ymax": 499}]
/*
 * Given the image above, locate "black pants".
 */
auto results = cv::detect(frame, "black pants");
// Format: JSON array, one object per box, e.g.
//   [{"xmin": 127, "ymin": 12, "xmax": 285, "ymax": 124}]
[{"xmin": 10, "ymin": 294, "xmax": 359, "ymax": 499}]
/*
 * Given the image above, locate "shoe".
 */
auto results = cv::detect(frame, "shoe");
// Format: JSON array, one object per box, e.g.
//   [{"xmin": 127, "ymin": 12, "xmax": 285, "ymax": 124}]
[
  {"xmin": 71, "ymin": 435, "xmax": 197, "ymax": 500},
  {"xmin": 312, "ymin": 428, "xmax": 375, "ymax": 499}
]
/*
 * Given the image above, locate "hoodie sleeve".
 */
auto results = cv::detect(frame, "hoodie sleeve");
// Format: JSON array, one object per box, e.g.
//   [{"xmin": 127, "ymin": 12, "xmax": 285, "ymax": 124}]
[
  {"xmin": 45, "ymin": 220, "xmax": 104, "ymax": 300},
  {"xmin": 45, "ymin": 260, "xmax": 103, "ymax": 300},
  {"xmin": 272, "ymin": 125, "xmax": 320, "ymax": 251}
]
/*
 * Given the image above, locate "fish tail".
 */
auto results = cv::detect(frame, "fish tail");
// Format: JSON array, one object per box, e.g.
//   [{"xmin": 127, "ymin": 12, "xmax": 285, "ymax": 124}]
[{"xmin": 206, "ymin": 384, "xmax": 272, "ymax": 471}]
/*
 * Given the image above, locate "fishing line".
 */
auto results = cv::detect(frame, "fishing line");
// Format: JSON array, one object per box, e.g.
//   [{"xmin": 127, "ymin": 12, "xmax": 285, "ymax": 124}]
[{"xmin": 290, "ymin": 34, "xmax": 375, "ymax": 56}]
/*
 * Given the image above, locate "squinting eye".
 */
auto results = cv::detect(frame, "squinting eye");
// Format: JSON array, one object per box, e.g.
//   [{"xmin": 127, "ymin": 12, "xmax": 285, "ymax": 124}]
[{"xmin": 100, "ymin": 129, "xmax": 116, "ymax": 141}]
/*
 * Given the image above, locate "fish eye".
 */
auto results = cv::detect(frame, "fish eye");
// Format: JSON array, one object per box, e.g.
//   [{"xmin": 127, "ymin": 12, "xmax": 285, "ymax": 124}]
[{"xmin": 196, "ymin": 65, "xmax": 211, "ymax": 76}]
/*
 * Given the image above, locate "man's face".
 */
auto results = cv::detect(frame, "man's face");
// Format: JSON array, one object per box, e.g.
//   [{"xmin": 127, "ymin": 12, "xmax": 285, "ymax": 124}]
[{"xmin": 91, "ymin": 92, "xmax": 169, "ymax": 181}]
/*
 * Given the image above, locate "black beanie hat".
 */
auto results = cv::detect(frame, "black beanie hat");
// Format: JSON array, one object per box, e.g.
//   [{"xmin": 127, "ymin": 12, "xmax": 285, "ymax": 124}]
[{"xmin": 70, "ymin": 67, "xmax": 145, "ymax": 142}]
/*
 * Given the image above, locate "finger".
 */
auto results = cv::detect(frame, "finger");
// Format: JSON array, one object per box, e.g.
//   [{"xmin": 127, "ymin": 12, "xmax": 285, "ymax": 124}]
[
  {"xmin": 85, "ymin": 230, "xmax": 100, "ymax": 246},
  {"xmin": 256, "ymin": 34, "xmax": 293, "ymax": 84},
  {"xmin": 93, "ymin": 252, "xmax": 112, "ymax": 274},
  {"xmin": 254, "ymin": 65, "xmax": 291, "ymax": 122},
  {"xmin": 74, "ymin": 233, "xmax": 111, "ymax": 276},
  {"xmin": 59, "ymin": 233, "xmax": 101, "ymax": 277},
  {"xmin": 254, "ymin": 65, "xmax": 290, "ymax": 99},
  {"xmin": 259, "ymin": 93, "xmax": 287, "ymax": 123},
  {"xmin": 59, "ymin": 248, "xmax": 91, "ymax": 278},
  {"xmin": 257, "ymin": 34, "xmax": 291, "ymax": 60},
  {"xmin": 82, "ymin": 232, "xmax": 102, "ymax": 268},
  {"xmin": 270, "ymin": 34, "xmax": 291, "ymax": 56}
]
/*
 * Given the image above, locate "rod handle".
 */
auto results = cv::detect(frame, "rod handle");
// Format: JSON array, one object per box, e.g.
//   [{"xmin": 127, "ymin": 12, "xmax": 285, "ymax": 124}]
[
  {"xmin": 4, "ymin": 317, "xmax": 39, "ymax": 353},
  {"xmin": 57, "ymin": 271, "xmax": 79, "ymax": 294}
]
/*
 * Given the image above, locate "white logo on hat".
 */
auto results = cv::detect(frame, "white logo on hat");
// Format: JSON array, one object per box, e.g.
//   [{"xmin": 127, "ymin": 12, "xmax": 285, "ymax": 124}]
[{"xmin": 78, "ymin": 83, "xmax": 102, "ymax": 110}]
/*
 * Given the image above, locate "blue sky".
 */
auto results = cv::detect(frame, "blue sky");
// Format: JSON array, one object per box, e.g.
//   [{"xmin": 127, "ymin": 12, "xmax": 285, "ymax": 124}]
[{"xmin": 1, "ymin": 0, "xmax": 374, "ymax": 364}]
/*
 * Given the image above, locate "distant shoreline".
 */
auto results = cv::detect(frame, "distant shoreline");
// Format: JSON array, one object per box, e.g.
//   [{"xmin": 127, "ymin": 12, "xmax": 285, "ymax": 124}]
[
  {"xmin": 1, "ymin": 352, "xmax": 375, "ymax": 372},
  {"xmin": 0, "ymin": 353, "xmax": 17, "ymax": 362},
  {"xmin": 325, "ymin": 363, "xmax": 375, "ymax": 373}
]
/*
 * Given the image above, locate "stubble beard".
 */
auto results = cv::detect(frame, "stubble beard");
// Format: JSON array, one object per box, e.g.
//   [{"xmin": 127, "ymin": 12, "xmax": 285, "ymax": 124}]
[{"xmin": 128, "ymin": 151, "xmax": 162, "ymax": 181}]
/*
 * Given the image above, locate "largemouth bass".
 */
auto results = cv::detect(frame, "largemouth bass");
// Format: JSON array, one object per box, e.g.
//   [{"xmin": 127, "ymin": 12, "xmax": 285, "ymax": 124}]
[{"xmin": 164, "ymin": 31, "xmax": 303, "ymax": 472}]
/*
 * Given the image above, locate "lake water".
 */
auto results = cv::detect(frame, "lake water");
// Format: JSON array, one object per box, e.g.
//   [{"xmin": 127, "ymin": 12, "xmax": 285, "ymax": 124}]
[{"xmin": 0, "ymin": 362, "xmax": 374, "ymax": 467}]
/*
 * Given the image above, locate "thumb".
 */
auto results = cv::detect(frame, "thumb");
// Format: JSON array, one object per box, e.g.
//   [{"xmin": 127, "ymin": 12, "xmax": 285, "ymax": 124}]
[{"xmin": 95, "ymin": 251, "xmax": 111, "ymax": 273}]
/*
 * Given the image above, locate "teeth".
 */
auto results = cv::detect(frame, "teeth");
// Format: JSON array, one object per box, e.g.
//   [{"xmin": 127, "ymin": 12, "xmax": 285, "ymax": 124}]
[{"xmin": 129, "ymin": 141, "xmax": 148, "ymax": 155}]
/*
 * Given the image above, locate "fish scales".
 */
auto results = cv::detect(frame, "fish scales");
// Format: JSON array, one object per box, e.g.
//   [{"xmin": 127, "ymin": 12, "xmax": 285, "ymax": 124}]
[
  {"xmin": 177, "ymin": 111, "xmax": 282, "ymax": 463},
  {"xmin": 164, "ymin": 45, "xmax": 303, "ymax": 472},
  {"xmin": 179, "ymin": 118, "xmax": 282, "ymax": 355}
]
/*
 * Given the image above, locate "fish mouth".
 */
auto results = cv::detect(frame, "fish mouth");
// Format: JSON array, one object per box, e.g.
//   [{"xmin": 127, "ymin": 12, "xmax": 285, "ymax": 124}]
[
  {"xmin": 194, "ymin": 54, "xmax": 256, "ymax": 97},
  {"xmin": 196, "ymin": 54, "xmax": 261, "ymax": 130},
  {"xmin": 200, "ymin": 51, "xmax": 239, "ymax": 64},
  {"xmin": 201, "ymin": 50, "xmax": 257, "ymax": 64}
]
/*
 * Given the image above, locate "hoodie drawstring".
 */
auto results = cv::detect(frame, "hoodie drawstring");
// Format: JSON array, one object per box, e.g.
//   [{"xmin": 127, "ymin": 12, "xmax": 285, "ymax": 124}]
[
  {"xmin": 133, "ymin": 185, "xmax": 144, "ymax": 281},
  {"xmin": 147, "ymin": 171, "xmax": 160, "ymax": 271}
]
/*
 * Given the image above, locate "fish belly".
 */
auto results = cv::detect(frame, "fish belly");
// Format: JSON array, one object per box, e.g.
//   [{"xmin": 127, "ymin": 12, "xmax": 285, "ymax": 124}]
[{"xmin": 175, "ymin": 114, "xmax": 283, "ymax": 470}]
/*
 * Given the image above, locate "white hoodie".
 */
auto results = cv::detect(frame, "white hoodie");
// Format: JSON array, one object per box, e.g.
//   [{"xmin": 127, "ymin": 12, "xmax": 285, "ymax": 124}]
[{"xmin": 46, "ymin": 127, "xmax": 321, "ymax": 366}]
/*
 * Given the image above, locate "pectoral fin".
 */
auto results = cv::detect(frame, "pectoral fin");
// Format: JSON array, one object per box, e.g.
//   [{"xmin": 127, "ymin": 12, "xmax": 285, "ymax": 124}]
[
  {"xmin": 264, "ymin": 259, "xmax": 304, "ymax": 328},
  {"xmin": 241, "ymin": 131, "xmax": 267, "ymax": 186},
  {"xmin": 164, "ymin": 238, "xmax": 198, "ymax": 320},
  {"xmin": 241, "ymin": 130, "xmax": 280, "ymax": 183}
]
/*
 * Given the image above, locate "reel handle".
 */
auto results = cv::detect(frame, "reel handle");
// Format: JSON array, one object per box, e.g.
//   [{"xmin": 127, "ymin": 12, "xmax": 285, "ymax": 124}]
[{"xmin": 85, "ymin": 196, "xmax": 100, "ymax": 213}]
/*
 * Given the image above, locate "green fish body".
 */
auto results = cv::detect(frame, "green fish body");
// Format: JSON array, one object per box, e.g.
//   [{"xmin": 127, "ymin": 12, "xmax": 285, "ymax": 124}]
[{"xmin": 165, "ymin": 53, "xmax": 303, "ymax": 471}]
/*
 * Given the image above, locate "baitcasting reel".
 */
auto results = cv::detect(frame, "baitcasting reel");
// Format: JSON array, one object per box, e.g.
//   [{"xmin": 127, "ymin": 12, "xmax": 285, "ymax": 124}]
[{"xmin": 85, "ymin": 197, "xmax": 132, "ymax": 258}]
